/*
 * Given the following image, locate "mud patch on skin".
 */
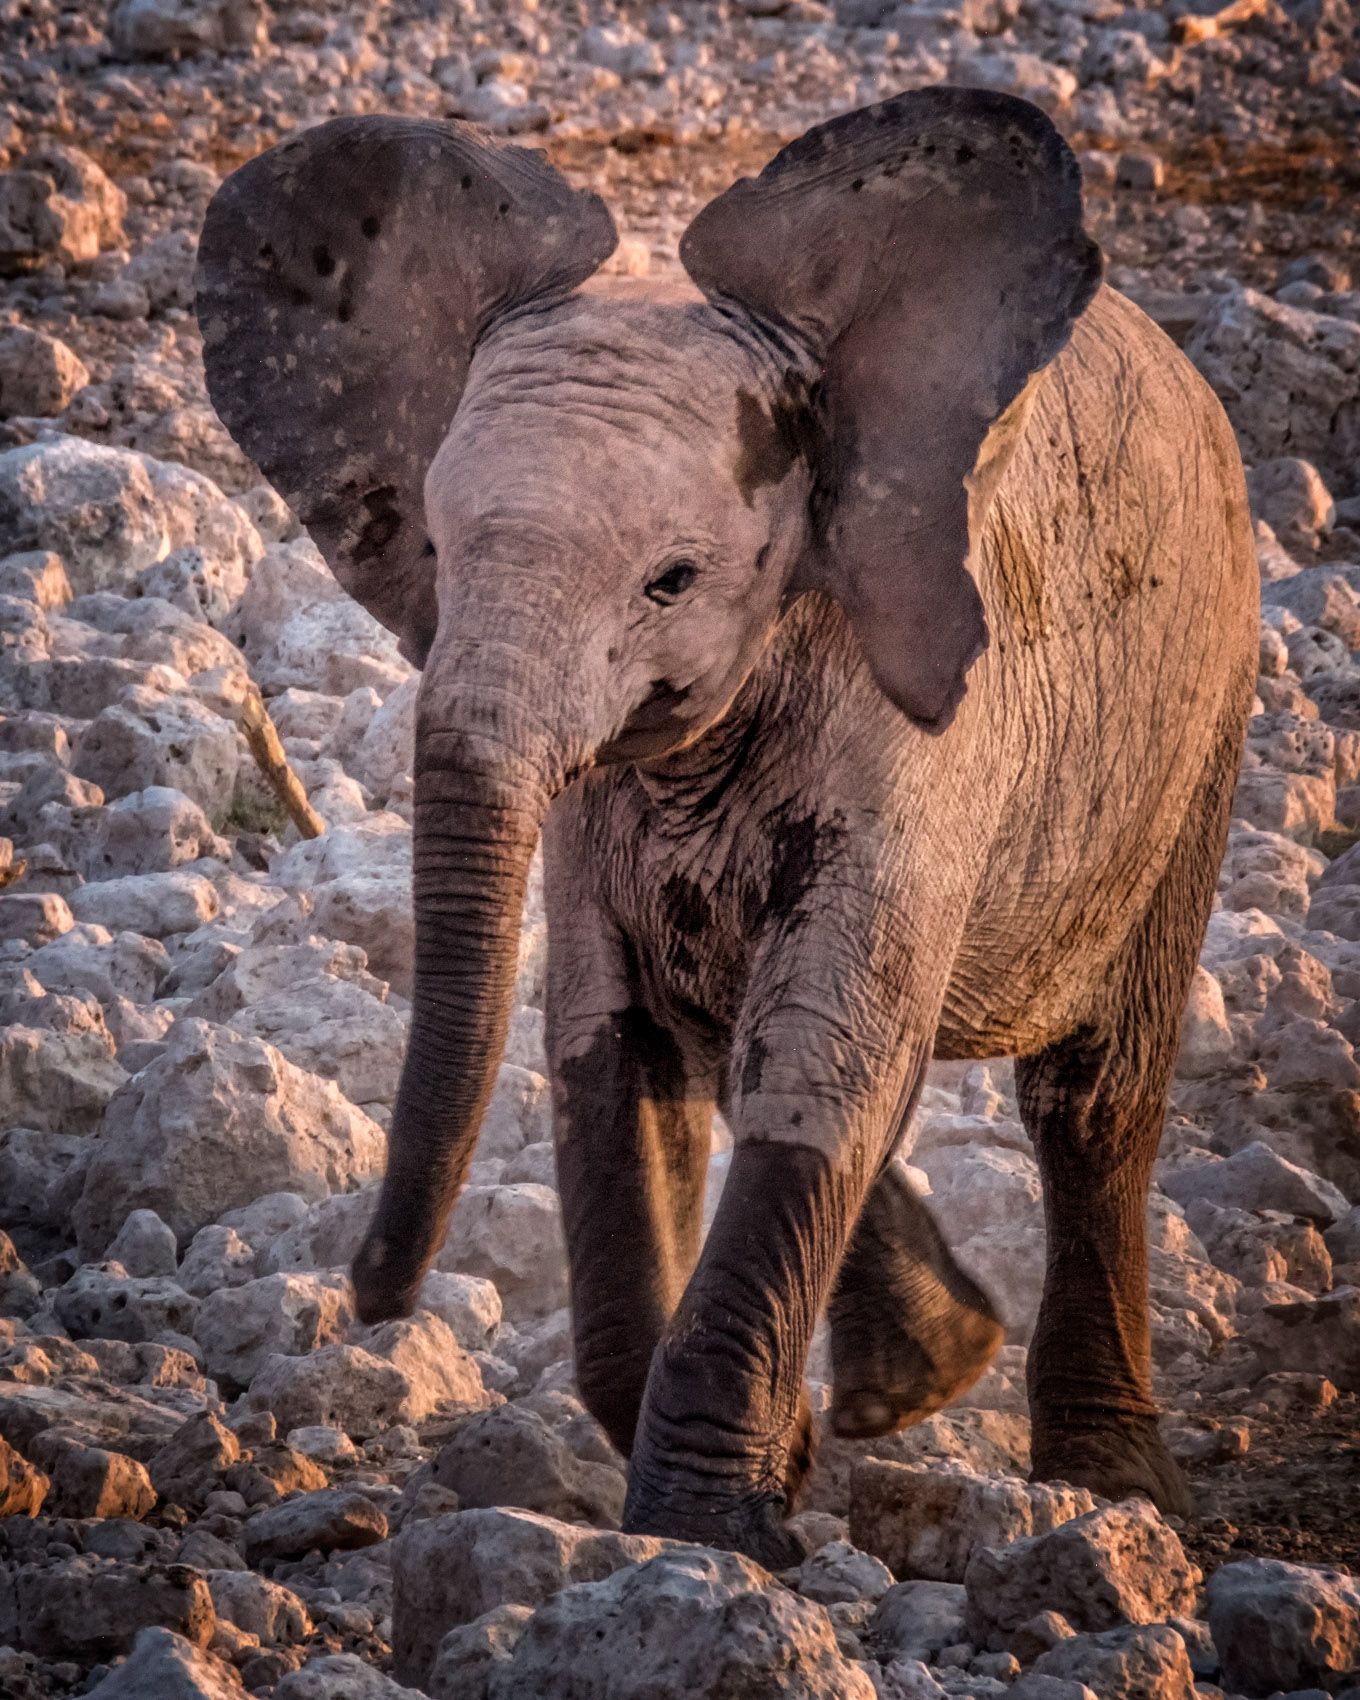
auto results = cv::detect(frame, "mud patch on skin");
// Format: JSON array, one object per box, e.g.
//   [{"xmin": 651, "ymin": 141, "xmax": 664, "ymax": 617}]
[{"xmin": 742, "ymin": 806, "xmax": 848, "ymax": 933}]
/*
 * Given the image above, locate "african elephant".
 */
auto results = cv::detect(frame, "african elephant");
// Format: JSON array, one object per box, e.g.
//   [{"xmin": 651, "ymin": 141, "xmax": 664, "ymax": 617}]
[{"xmin": 197, "ymin": 87, "xmax": 1258, "ymax": 1565}]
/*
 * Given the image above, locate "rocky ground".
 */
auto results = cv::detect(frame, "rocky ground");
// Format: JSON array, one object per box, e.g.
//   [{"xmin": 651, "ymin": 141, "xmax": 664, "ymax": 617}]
[{"xmin": 1, "ymin": 0, "xmax": 1359, "ymax": 1696}]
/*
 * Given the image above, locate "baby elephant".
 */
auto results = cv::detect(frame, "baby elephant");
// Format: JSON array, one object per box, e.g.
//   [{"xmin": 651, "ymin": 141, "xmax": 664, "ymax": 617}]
[{"xmin": 198, "ymin": 87, "xmax": 1257, "ymax": 1565}]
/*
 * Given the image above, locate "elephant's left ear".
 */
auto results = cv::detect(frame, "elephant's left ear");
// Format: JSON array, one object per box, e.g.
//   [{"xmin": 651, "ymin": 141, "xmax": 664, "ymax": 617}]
[
  {"xmin": 681, "ymin": 87, "xmax": 1101, "ymax": 731},
  {"xmin": 197, "ymin": 117, "xmax": 616, "ymax": 668}
]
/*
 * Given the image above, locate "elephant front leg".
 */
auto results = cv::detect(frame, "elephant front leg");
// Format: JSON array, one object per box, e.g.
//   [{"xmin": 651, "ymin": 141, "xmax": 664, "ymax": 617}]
[
  {"xmin": 620, "ymin": 981, "xmax": 927, "ymax": 1567},
  {"xmin": 829, "ymin": 1161, "xmax": 1003, "ymax": 1439},
  {"xmin": 546, "ymin": 909, "xmax": 711, "ymax": 1460}
]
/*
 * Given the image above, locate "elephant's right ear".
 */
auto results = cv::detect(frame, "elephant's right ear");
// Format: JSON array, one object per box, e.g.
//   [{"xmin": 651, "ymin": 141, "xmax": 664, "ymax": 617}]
[
  {"xmin": 681, "ymin": 88, "xmax": 1100, "ymax": 731},
  {"xmin": 197, "ymin": 117, "xmax": 616, "ymax": 667}
]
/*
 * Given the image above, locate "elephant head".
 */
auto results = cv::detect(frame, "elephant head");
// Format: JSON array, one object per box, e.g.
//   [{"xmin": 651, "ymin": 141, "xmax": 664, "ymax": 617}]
[{"xmin": 197, "ymin": 91, "xmax": 1100, "ymax": 1323}]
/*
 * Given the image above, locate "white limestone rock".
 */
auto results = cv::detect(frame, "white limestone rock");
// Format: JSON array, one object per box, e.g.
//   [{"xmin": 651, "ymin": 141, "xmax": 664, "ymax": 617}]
[{"xmin": 72, "ymin": 1018, "xmax": 385, "ymax": 1254}]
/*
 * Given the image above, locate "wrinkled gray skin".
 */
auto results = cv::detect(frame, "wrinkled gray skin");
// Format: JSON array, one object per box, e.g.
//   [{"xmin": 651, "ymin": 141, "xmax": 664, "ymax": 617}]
[{"xmin": 198, "ymin": 90, "xmax": 1258, "ymax": 1567}]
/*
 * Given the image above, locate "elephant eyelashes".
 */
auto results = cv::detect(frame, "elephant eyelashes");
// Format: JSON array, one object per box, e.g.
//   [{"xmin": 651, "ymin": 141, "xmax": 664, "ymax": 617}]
[{"xmin": 644, "ymin": 560, "xmax": 699, "ymax": 604}]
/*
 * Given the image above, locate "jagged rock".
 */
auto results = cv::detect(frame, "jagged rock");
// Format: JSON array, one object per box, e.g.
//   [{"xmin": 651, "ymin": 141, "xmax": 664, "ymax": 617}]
[
  {"xmin": 6, "ymin": 1556, "xmax": 215, "ymax": 1657},
  {"xmin": 427, "ymin": 1605, "xmax": 534, "ymax": 1700},
  {"xmin": 254, "ymin": 596, "xmax": 411, "ymax": 700},
  {"xmin": 0, "ymin": 324, "xmax": 89, "ymax": 417},
  {"xmin": 868, "ymin": 1581, "xmax": 968, "ymax": 1664},
  {"xmin": 416, "ymin": 1271, "xmax": 502, "ymax": 1353},
  {"xmin": 53, "ymin": 1262, "xmax": 197, "ymax": 1344},
  {"xmin": 275, "ymin": 1654, "xmax": 425, "ymax": 1699},
  {"xmin": 0, "ymin": 439, "xmax": 163, "ymax": 593},
  {"xmin": 0, "ymin": 145, "xmax": 125, "ymax": 274},
  {"xmin": 435, "ymin": 1183, "xmax": 567, "ymax": 1320},
  {"xmin": 246, "ymin": 1343, "xmax": 409, "ymax": 1439},
  {"xmin": 0, "ymin": 1020, "xmax": 127, "ymax": 1133},
  {"xmin": 73, "ymin": 1019, "xmax": 385, "ymax": 1254},
  {"xmin": 360, "ymin": 1312, "xmax": 492, "ymax": 1425},
  {"xmin": 219, "ymin": 972, "xmax": 406, "ymax": 1117},
  {"xmin": 74, "ymin": 688, "xmax": 239, "ymax": 817},
  {"xmin": 0, "ymin": 889, "xmax": 73, "ymax": 945},
  {"xmin": 1029, "ymin": 1624, "xmax": 1197, "ymax": 1700},
  {"xmin": 796, "ymin": 1540, "xmax": 895, "ymax": 1606},
  {"xmin": 149, "ymin": 1409, "xmax": 241, "ymax": 1507},
  {"xmin": 271, "ymin": 814, "xmax": 414, "ymax": 996},
  {"xmin": 1246, "ymin": 1287, "xmax": 1360, "ymax": 1391},
  {"xmin": 482, "ymin": 1546, "xmax": 878, "ymax": 1699},
  {"xmin": 243, "ymin": 1488, "xmax": 388, "ymax": 1563},
  {"xmin": 430, "ymin": 1404, "xmax": 623, "ymax": 1527},
  {"xmin": 1246, "ymin": 457, "xmax": 1336, "ymax": 551},
  {"xmin": 0, "ymin": 1431, "xmax": 48, "ymax": 1515},
  {"xmin": 83, "ymin": 1627, "xmax": 245, "ymax": 1698},
  {"xmin": 70, "ymin": 870, "xmax": 221, "ymax": 939},
  {"xmin": 391, "ymin": 1507, "xmax": 670, "ymax": 1685},
  {"xmin": 1163, "ymin": 1140, "xmax": 1349, "ymax": 1224},
  {"xmin": 1176, "ymin": 967, "xmax": 1236, "ymax": 1077},
  {"xmin": 206, "ymin": 1570, "xmax": 311, "ymax": 1644},
  {"xmin": 23, "ymin": 925, "xmax": 169, "ymax": 1006},
  {"xmin": 1186, "ymin": 286, "xmax": 1360, "ymax": 487},
  {"xmin": 1207, "ymin": 1558, "xmax": 1360, "ymax": 1696},
  {"xmin": 964, "ymin": 1501, "xmax": 1200, "ymax": 1649},
  {"xmin": 31, "ymin": 1431, "xmax": 157, "ymax": 1519},
  {"xmin": 106, "ymin": 1207, "xmax": 180, "ymax": 1277},
  {"xmin": 193, "ymin": 1272, "xmax": 353, "ymax": 1388},
  {"xmin": 849, "ymin": 1462, "xmax": 1097, "ymax": 1583},
  {"xmin": 176, "ymin": 1224, "xmax": 258, "ymax": 1298}
]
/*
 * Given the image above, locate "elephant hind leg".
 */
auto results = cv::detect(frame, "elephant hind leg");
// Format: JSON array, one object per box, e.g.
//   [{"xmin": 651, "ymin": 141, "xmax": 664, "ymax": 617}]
[
  {"xmin": 1018, "ymin": 686, "xmax": 1249, "ymax": 1517},
  {"xmin": 828, "ymin": 1161, "xmax": 1003, "ymax": 1439}
]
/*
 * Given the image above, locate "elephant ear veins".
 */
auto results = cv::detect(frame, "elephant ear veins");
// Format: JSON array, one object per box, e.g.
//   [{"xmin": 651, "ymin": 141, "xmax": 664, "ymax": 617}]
[
  {"xmin": 196, "ymin": 116, "xmax": 617, "ymax": 667},
  {"xmin": 680, "ymin": 86, "xmax": 1101, "ymax": 732}
]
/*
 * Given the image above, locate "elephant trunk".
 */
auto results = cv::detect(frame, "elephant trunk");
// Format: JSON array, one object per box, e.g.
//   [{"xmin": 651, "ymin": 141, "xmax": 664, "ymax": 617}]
[{"xmin": 351, "ymin": 697, "xmax": 555, "ymax": 1325}]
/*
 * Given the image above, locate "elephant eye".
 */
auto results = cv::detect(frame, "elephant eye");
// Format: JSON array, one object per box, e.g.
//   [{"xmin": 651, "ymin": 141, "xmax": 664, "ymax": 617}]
[{"xmin": 644, "ymin": 560, "xmax": 699, "ymax": 605}]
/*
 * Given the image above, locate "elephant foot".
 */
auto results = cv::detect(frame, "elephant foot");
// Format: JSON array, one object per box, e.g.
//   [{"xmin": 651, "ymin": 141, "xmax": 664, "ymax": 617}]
[
  {"xmin": 1030, "ymin": 1414, "xmax": 1193, "ymax": 1518},
  {"xmin": 622, "ymin": 1490, "xmax": 806, "ymax": 1571},
  {"xmin": 830, "ymin": 1288, "xmax": 1003, "ymax": 1439}
]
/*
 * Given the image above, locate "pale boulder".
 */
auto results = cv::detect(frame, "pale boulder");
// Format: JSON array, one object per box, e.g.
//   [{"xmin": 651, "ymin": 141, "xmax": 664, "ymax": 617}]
[
  {"xmin": 193, "ymin": 1272, "xmax": 354, "ymax": 1388},
  {"xmin": 391, "ymin": 1507, "xmax": 672, "ymax": 1686},
  {"xmin": 70, "ymin": 870, "xmax": 220, "ymax": 939},
  {"xmin": 74, "ymin": 686, "xmax": 239, "ymax": 816},
  {"xmin": 964, "ymin": 1501, "xmax": 1200, "ymax": 1649},
  {"xmin": 1207, "ymin": 1557, "xmax": 1360, "ymax": 1696},
  {"xmin": 73, "ymin": 1019, "xmax": 385, "ymax": 1254},
  {"xmin": 489, "ymin": 1547, "xmax": 877, "ymax": 1699},
  {"xmin": 0, "ymin": 324, "xmax": 89, "ymax": 417},
  {"xmin": 0, "ymin": 439, "xmax": 164, "ymax": 594},
  {"xmin": 849, "ymin": 1462, "xmax": 1096, "ymax": 1584}
]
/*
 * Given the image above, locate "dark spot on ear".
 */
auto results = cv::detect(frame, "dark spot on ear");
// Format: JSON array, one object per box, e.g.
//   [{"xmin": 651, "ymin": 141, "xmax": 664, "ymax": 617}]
[
  {"xmin": 258, "ymin": 241, "xmax": 276, "ymax": 263},
  {"xmin": 337, "ymin": 295, "xmax": 353, "ymax": 323},
  {"xmin": 312, "ymin": 243, "xmax": 336, "ymax": 276},
  {"xmin": 461, "ymin": 174, "xmax": 472, "ymax": 190},
  {"xmin": 361, "ymin": 214, "xmax": 381, "ymax": 238},
  {"xmin": 420, "ymin": 539, "xmax": 436, "ymax": 558},
  {"xmin": 741, "ymin": 1035, "xmax": 768, "ymax": 1097},
  {"xmin": 851, "ymin": 177, "xmax": 864, "ymax": 192},
  {"xmin": 755, "ymin": 543, "xmax": 771, "ymax": 574},
  {"xmin": 956, "ymin": 143, "xmax": 975, "ymax": 165},
  {"xmin": 497, "ymin": 200, "xmax": 510, "ymax": 216},
  {"xmin": 791, "ymin": 1110, "xmax": 803, "ymax": 1127},
  {"xmin": 734, "ymin": 389, "xmax": 800, "ymax": 507},
  {"xmin": 290, "ymin": 287, "xmax": 311, "ymax": 307},
  {"xmin": 355, "ymin": 484, "xmax": 402, "ymax": 563}
]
